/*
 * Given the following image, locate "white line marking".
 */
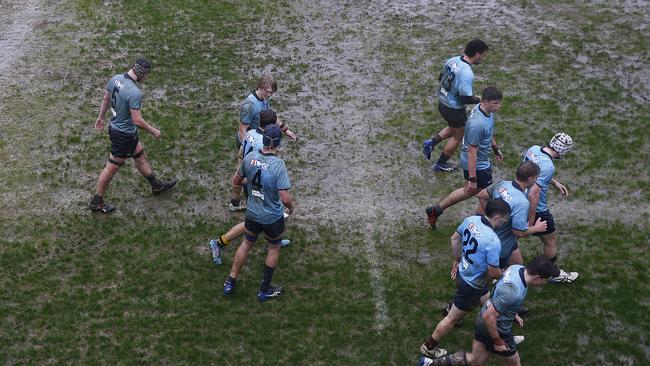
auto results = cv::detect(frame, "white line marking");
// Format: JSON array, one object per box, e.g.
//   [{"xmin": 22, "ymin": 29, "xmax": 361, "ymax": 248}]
[{"xmin": 365, "ymin": 228, "xmax": 389, "ymax": 331}]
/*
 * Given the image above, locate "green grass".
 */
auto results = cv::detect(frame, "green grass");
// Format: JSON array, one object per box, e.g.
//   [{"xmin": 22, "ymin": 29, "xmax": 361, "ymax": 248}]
[{"xmin": 1, "ymin": 0, "xmax": 649, "ymax": 365}]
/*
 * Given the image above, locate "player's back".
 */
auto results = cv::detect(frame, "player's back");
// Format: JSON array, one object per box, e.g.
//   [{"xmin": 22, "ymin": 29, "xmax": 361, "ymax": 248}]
[
  {"xmin": 489, "ymin": 181, "xmax": 530, "ymax": 256},
  {"xmin": 483, "ymin": 264, "xmax": 528, "ymax": 333},
  {"xmin": 438, "ymin": 55, "xmax": 474, "ymax": 109},
  {"xmin": 241, "ymin": 150, "xmax": 291, "ymax": 224},
  {"xmin": 523, "ymin": 145, "xmax": 556, "ymax": 212},
  {"xmin": 242, "ymin": 128, "xmax": 264, "ymax": 158},
  {"xmin": 457, "ymin": 215, "xmax": 501, "ymax": 289},
  {"xmin": 241, "ymin": 92, "xmax": 270, "ymax": 131},
  {"xmin": 107, "ymin": 73, "xmax": 141, "ymax": 134},
  {"xmin": 460, "ymin": 105, "xmax": 495, "ymax": 170}
]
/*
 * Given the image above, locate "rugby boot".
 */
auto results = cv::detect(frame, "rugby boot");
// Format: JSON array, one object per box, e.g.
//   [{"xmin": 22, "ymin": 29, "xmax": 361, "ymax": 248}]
[
  {"xmin": 89, "ymin": 200, "xmax": 116, "ymax": 214},
  {"xmin": 152, "ymin": 179, "xmax": 177, "ymax": 195}
]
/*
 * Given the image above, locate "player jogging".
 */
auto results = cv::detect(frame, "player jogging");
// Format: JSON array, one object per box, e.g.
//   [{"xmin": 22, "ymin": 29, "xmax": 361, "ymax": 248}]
[
  {"xmin": 223, "ymin": 125, "xmax": 295, "ymax": 301},
  {"xmin": 420, "ymin": 199, "xmax": 511, "ymax": 359},
  {"xmin": 419, "ymin": 256, "xmax": 559, "ymax": 366},
  {"xmin": 89, "ymin": 58, "xmax": 176, "ymax": 213},
  {"xmin": 423, "ymin": 39, "xmax": 489, "ymax": 172},
  {"xmin": 523, "ymin": 133, "xmax": 579, "ymax": 283},
  {"xmin": 426, "ymin": 86, "xmax": 504, "ymax": 228},
  {"xmin": 229, "ymin": 73, "xmax": 296, "ymax": 211}
]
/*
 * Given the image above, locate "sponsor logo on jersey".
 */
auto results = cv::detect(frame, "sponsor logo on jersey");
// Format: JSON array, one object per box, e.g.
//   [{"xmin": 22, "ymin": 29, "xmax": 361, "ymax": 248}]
[
  {"xmin": 525, "ymin": 150, "xmax": 540, "ymax": 164},
  {"xmin": 114, "ymin": 79, "xmax": 125, "ymax": 90},
  {"xmin": 498, "ymin": 187, "xmax": 513, "ymax": 202},
  {"xmin": 250, "ymin": 159, "xmax": 269, "ymax": 170},
  {"xmin": 468, "ymin": 222, "xmax": 481, "ymax": 238}
]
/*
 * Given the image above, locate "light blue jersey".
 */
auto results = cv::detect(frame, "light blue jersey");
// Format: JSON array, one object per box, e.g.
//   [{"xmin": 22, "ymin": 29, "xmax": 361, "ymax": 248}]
[
  {"xmin": 438, "ymin": 55, "xmax": 474, "ymax": 109},
  {"xmin": 523, "ymin": 145, "xmax": 555, "ymax": 212},
  {"xmin": 239, "ymin": 151, "xmax": 291, "ymax": 225},
  {"xmin": 456, "ymin": 216, "xmax": 502, "ymax": 289},
  {"xmin": 241, "ymin": 128, "xmax": 264, "ymax": 158},
  {"xmin": 240, "ymin": 91, "xmax": 270, "ymax": 131},
  {"xmin": 480, "ymin": 265, "xmax": 528, "ymax": 334},
  {"xmin": 488, "ymin": 181, "xmax": 530, "ymax": 261},
  {"xmin": 106, "ymin": 74, "xmax": 142, "ymax": 134},
  {"xmin": 460, "ymin": 105, "xmax": 495, "ymax": 171}
]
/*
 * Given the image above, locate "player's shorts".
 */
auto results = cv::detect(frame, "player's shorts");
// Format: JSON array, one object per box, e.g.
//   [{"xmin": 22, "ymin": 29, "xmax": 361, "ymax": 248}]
[
  {"xmin": 463, "ymin": 167, "xmax": 493, "ymax": 189},
  {"xmin": 245, "ymin": 216, "xmax": 285, "ymax": 240},
  {"xmin": 532, "ymin": 210, "xmax": 556, "ymax": 236},
  {"xmin": 453, "ymin": 276, "xmax": 489, "ymax": 312},
  {"xmin": 109, "ymin": 127, "xmax": 139, "ymax": 158},
  {"xmin": 474, "ymin": 315, "xmax": 517, "ymax": 357},
  {"xmin": 499, "ymin": 242, "xmax": 519, "ymax": 269},
  {"xmin": 438, "ymin": 102, "xmax": 468, "ymax": 128}
]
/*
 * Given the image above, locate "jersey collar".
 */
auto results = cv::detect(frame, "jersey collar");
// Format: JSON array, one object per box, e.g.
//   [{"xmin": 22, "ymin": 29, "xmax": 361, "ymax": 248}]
[
  {"xmin": 541, "ymin": 146, "xmax": 554, "ymax": 159},
  {"xmin": 512, "ymin": 180, "xmax": 524, "ymax": 192},
  {"xmin": 478, "ymin": 105, "xmax": 491, "ymax": 118},
  {"xmin": 519, "ymin": 267, "xmax": 528, "ymax": 287},
  {"xmin": 124, "ymin": 73, "xmax": 135, "ymax": 82},
  {"xmin": 480, "ymin": 216, "xmax": 493, "ymax": 229},
  {"xmin": 460, "ymin": 55, "xmax": 472, "ymax": 66},
  {"xmin": 255, "ymin": 127, "xmax": 264, "ymax": 134},
  {"xmin": 252, "ymin": 90, "xmax": 264, "ymax": 101}
]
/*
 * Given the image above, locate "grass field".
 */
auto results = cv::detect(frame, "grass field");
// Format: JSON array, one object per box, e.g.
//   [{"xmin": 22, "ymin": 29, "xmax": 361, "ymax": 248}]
[{"xmin": 1, "ymin": 0, "xmax": 649, "ymax": 365}]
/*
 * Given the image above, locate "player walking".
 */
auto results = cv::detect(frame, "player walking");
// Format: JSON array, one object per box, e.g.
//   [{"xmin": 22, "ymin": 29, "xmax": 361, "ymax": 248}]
[
  {"xmin": 423, "ymin": 39, "xmax": 489, "ymax": 172},
  {"xmin": 89, "ymin": 58, "xmax": 176, "ymax": 213},
  {"xmin": 523, "ymin": 133, "xmax": 579, "ymax": 283},
  {"xmin": 420, "ymin": 199, "xmax": 511, "ymax": 359},
  {"xmin": 223, "ymin": 125, "xmax": 294, "ymax": 301},
  {"xmin": 426, "ymin": 86, "xmax": 503, "ymax": 228}
]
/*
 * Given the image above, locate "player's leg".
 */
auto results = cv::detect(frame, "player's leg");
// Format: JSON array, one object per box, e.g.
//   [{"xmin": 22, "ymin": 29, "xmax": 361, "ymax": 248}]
[
  {"xmin": 507, "ymin": 248, "xmax": 524, "ymax": 266},
  {"xmin": 539, "ymin": 231, "xmax": 558, "ymax": 259},
  {"xmin": 257, "ymin": 217, "xmax": 285, "ymax": 302},
  {"xmin": 433, "ymin": 104, "xmax": 466, "ymax": 171},
  {"xmin": 133, "ymin": 141, "xmax": 176, "ymax": 195},
  {"xmin": 229, "ymin": 150, "xmax": 246, "ymax": 211},
  {"xmin": 90, "ymin": 154, "xmax": 124, "ymax": 213},
  {"xmin": 421, "ymin": 304, "xmax": 466, "ymax": 358},
  {"xmin": 223, "ymin": 219, "xmax": 261, "ymax": 295},
  {"xmin": 466, "ymin": 340, "xmax": 491, "ymax": 366},
  {"xmin": 497, "ymin": 351, "xmax": 521, "ymax": 366}
]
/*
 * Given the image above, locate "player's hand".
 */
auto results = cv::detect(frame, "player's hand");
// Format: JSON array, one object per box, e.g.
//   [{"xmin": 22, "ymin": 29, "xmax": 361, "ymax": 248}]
[
  {"xmin": 450, "ymin": 260, "xmax": 459, "ymax": 280},
  {"xmin": 494, "ymin": 148, "xmax": 504, "ymax": 161},
  {"xmin": 285, "ymin": 129, "xmax": 297, "ymax": 142},
  {"xmin": 94, "ymin": 117, "xmax": 105, "ymax": 131},
  {"xmin": 467, "ymin": 181, "xmax": 478, "ymax": 192},
  {"xmin": 493, "ymin": 338, "xmax": 509, "ymax": 353},
  {"xmin": 555, "ymin": 182, "xmax": 568, "ymax": 196},
  {"xmin": 515, "ymin": 314, "xmax": 524, "ymax": 327},
  {"xmin": 287, "ymin": 204, "xmax": 295, "ymax": 215},
  {"xmin": 533, "ymin": 217, "xmax": 547, "ymax": 233},
  {"xmin": 151, "ymin": 128, "xmax": 162, "ymax": 139}
]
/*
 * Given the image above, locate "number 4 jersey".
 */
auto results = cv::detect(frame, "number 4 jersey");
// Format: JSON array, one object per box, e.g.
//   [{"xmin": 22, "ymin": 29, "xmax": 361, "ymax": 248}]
[
  {"xmin": 456, "ymin": 215, "xmax": 502, "ymax": 289},
  {"xmin": 239, "ymin": 150, "xmax": 291, "ymax": 224}
]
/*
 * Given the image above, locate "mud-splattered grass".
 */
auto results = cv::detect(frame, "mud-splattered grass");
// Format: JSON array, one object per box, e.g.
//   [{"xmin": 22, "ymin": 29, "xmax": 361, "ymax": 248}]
[{"xmin": 0, "ymin": 0, "xmax": 649, "ymax": 365}]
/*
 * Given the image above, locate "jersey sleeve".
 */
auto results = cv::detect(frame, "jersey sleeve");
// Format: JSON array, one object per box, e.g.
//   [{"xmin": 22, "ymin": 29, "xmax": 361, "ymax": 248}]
[
  {"xmin": 486, "ymin": 183, "xmax": 497, "ymax": 198},
  {"xmin": 536, "ymin": 162, "xmax": 554, "ymax": 188},
  {"xmin": 456, "ymin": 219, "xmax": 468, "ymax": 236},
  {"xmin": 105, "ymin": 77, "xmax": 113, "ymax": 92},
  {"xmin": 511, "ymin": 200, "xmax": 529, "ymax": 231},
  {"xmin": 491, "ymin": 283, "xmax": 517, "ymax": 314},
  {"xmin": 240, "ymin": 100, "xmax": 254, "ymax": 125},
  {"xmin": 238, "ymin": 157, "xmax": 246, "ymax": 177},
  {"xmin": 276, "ymin": 161, "xmax": 292, "ymax": 190},
  {"xmin": 127, "ymin": 90, "xmax": 142, "ymax": 110}
]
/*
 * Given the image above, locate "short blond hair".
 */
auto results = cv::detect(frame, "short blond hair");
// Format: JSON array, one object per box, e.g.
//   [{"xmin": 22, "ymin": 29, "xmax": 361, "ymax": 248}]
[{"xmin": 256, "ymin": 73, "xmax": 277, "ymax": 92}]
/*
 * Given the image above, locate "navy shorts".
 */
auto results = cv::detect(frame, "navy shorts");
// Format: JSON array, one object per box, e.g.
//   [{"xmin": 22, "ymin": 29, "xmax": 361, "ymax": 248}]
[
  {"xmin": 438, "ymin": 102, "xmax": 468, "ymax": 128},
  {"xmin": 532, "ymin": 210, "xmax": 556, "ymax": 236},
  {"xmin": 245, "ymin": 216, "xmax": 285, "ymax": 240},
  {"xmin": 453, "ymin": 276, "xmax": 489, "ymax": 312},
  {"xmin": 109, "ymin": 127, "xmax": 139, "ymax": 158},
  {"xmin": 463, "ymin": 167, "xmax": 493, "ymax": 189},
  {"xmin": 474, "ymin": 316, "xmax": 517, "ymax": 357}
]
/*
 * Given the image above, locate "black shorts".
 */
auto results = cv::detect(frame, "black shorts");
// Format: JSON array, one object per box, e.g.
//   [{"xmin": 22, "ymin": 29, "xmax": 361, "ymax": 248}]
[
  {"xmin": 463, "ymin": 167, "xmax": 493, "ymax": 189},
  {"xmin": 474, "ymin": 316, "xmax": 517, "ymax": 357},
  {"xmin": 245, "ymin": 216, "xmax": 285, "ymax": 240},
  {"xmin": 438, "ymin": 102, "xmax": 468, "ymax": 128},
  {"xmin": 532, "ymin": 210, "xmax": 556, "ymax": 236},
  {"xmin": 453, "ymin": 276, "xmax": 489, "ymax": 312},
  {"xmin": 109, "ymin": 127, "xmax": 139, "ymax": 158},
  {"xmin": 499, "ymin": 242, "xmax": 519, "ymax": 269}
]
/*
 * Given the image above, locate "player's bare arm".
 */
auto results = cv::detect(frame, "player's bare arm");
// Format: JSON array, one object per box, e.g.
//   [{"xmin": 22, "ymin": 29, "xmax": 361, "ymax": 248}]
[
  {"xmin": 450, "ymin": 231, "xmax": 462, "ymax": 279},
  {"xmin": 95, "ymin": 90, "xmax": 111, "ymax": 130},
  {"xmin": 466, "ymin": 144, "xmax": 479, "ymax": 192},
  {"xmin": 279, "ymin": 189, "xmax": 294, "ymax": 214},
  {"xmin": 513, "ymin": 217, "xmax": 547, "ymax": 238},
  {"xmin": 476, "ymin": 188, "xmax": 491, "ymax": 216},
  {"xmin": 487, "ymin": 265, "xmax": 502, "ymax": 280},
  {"xmin": 276, "ymin": 118, "xmax": 296, "ymax": 141},
  {"xmin": 527, "ymin": 184, "xmax": 542, "ymax": 226},
  {"xmin": 482, "ymin": 304, "xmax": 509, "ymax": 352},
  {"xmin": 491, "ymin": 137, "xmax": 503, "ymax": 161},
  {"xmin": 238, "ymin": 122, "xmax": 248, "ymax": 144},
  {"xmin": 551, "ymin": 178, "xmax": 568, "ymax": 196},
  {"xmin": 130, "ymin": 109, "xmax": 161, "ymax": 139}
]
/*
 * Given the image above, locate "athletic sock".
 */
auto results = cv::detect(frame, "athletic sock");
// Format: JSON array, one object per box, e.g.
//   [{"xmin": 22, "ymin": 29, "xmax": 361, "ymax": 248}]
[
  {"xmin": 432, "ymin": 133, "xmax": 442, "ymax": 144},
  {"xmin": 424, "ymin": 336, "xmax": 439, "ymax": 349},
  {"xmin": 146, "ymin": 173, "xmax": 162, "ymax": 189},
  {"xmin": 230, "ymin": 198, "xmax": 241, "ymax": 206},
  {"xmin": 436, "ymin": 152, "xmax": 450, "ymax": 165},
  {"xmin": 219, "ymin": 234, "xmax": 230, "ymax": 246},
  {"xmin": 550, "ymin": 255, "xmax": 558, "ymax": 263},
  {"xmin": 260, "ymin": 264, "xmax": 275, "ymax": 292},
  {"xmin": 227, "ymin": 276, "xmax": 236, "ymax": 285}
]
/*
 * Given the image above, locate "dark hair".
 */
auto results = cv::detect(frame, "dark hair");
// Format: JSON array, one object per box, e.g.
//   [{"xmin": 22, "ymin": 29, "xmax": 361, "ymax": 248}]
[
  {"xmin": 259, "ymin": 109, "xmax": 277, "ymax": 128},
  {"xmin": 464, "ymin": 39, "xmax": 489, "ymax": 57},
  {"xmin": 481, "ymin": 86, "xmax": 503, "ymax": 101},
  {"xmin": 515, "ymin": 161, "xmax": 541, "ymax": 181},
  {"xmin": 485, "ymin": 198, "xmax": 511, "ymax": 218},
  {"xmin": 526, "ymin": 256, "xmax": 560, "ymax": 278}
]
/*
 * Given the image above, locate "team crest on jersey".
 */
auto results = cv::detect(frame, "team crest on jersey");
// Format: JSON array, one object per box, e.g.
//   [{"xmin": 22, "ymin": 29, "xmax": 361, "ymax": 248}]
[
  {"xmin": 526, "ymin": 151, "xmax": 540, "ymax": 164},
  {"xmin": 498, "ymin": 187, "xmax": 513, "ymax": 202},
  {"xmin": 467, "ymin": 223, "xmax": 481, "ymax": 238},
  {"xmin": 250, "ymin": 159, "xmax": 269, "ymax": 170}
]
